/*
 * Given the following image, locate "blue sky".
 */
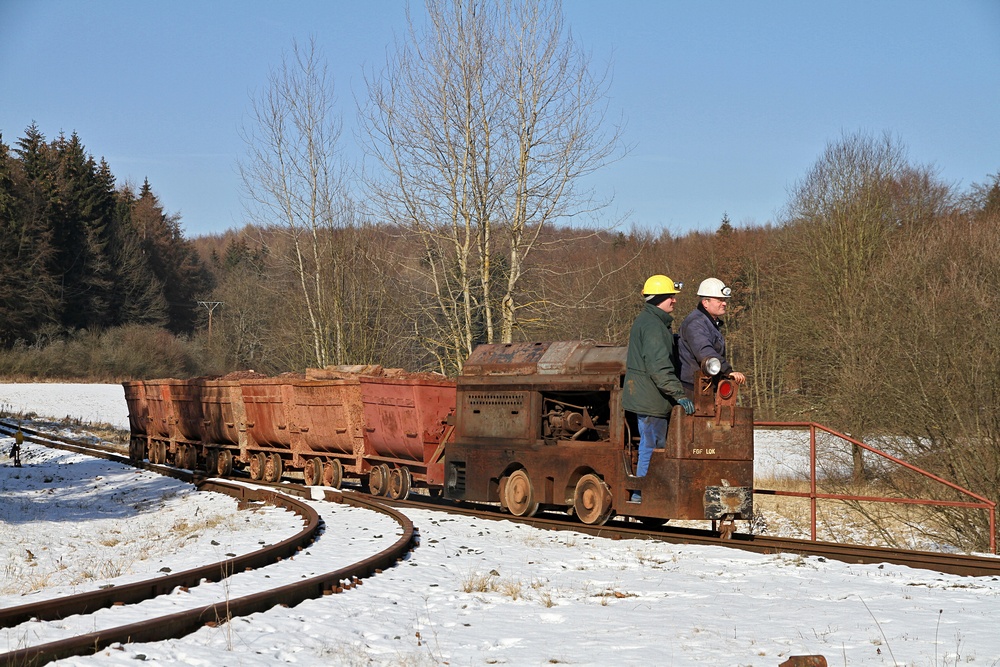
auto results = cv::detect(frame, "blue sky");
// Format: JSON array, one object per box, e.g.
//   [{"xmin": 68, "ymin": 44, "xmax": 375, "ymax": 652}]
[{"xmin": 2, "ymin": 1, "xmax": 998, "ymax": 237}]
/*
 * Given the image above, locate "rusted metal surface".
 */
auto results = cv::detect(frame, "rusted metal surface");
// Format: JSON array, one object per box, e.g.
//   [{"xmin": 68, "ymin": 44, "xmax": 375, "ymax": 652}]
[
  {"xmin": 359, "ymin": 373, "xmax": 456, "ymax": 487},
  {"xmin": 239, "ymin": 379, "xmax": 294, "ymax": 450},
  {"xmin": 462, "ymin": 340, "xmax": 552, "ymax": 375},
  {"xmin": 445, "ymin": 342, "xmax": 754, "ymax": 526},
  {"xmin": 169, "ymin": 380, "xmax": 205, "ymax": 442},
  {"xmin": 779, "ymin": 656, "xmax": 827, "ymax": 667},
  {"xmin": 143, "ymin": 380, "xmax": 178, "ymax": 439},
  {"xmin": 122, "ymin": 381, "xmax": 148, "ymax": 436},
  {"xmin": 289, "ymin": 379, "xmax": 366, "ymax": 460},
  {"xmin": 462, "ymin": 340, "xmax": 626, "ymax": 377},
  {"xmin": 197, "ymin": 379, "xmax": 244, "ymax": 446},
  {"xmin": 127, "ymin": 369, "xmax": 460, "ymax": 490}
]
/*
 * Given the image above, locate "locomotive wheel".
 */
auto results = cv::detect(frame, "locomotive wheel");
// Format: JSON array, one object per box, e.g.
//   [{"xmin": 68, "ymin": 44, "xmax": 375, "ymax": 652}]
[
  {"xmin": 369, "ymin": 464, "xmax": 391, "ymax": 496},
  {"xmin": 304, "ymin": 457, "xmax": 324, "ymax": 486},
  {"xmin": 323, "ymin": 459, "xmax": 343, "ymax": 489},
  {"xmin": 264, "ymin": 453, "xmax": 283, "ymax": 483},
  {"xmin": 388, "ymin": 467, "xmax": 412, "ymax": 500},
  {"xmin": 504, "ymin": 470, "xmax": 538, "ymax": 517},
  {"xmin": 216, "ymin": 449, "xmax": 233, "ymax": 477},
  {"xmin": 249, "ymin": 452, "xmax": 266, "ymax": 480},
  {"xmin": 573, "ymin": 473, "xmax": 613, "ymax": 526}
]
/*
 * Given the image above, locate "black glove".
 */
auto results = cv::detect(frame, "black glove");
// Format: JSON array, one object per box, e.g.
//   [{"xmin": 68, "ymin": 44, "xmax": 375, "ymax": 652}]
[{"xmin": 678, "ymin": 398, "xmax": 695, "ymax": 415}]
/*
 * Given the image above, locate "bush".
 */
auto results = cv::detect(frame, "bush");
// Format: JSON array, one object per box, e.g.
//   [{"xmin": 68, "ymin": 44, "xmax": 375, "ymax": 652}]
[{"xmin": 0, "ymin": 325, "xmax": 221, "ymax": 381}]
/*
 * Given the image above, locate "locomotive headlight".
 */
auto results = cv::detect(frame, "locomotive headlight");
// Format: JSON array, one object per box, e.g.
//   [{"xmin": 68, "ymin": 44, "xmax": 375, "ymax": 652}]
[{"xmin": 701, "ymin": 357, "xmax": 722, "ymax": 377}]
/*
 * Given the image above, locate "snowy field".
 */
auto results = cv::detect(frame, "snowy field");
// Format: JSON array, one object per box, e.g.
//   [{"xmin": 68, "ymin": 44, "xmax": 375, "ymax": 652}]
[
  {"xmin": 0, "ymin": 383, "xmax": 130, "ymax": 431},
  {"xmin": 1, "ymin": 384, "xmax": 999, "ymax": 665}
]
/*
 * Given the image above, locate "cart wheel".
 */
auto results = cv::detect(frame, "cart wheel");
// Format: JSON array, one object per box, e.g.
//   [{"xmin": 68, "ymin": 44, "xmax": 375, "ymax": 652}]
[
  {"xmin": 504, "ymin": 470, "xmax": 538, "ymax": 517},
  {"xmin": 129, "ymin": 438, "xmax": 145, "ymax": 463},
  {"xmin": 249, "ymin": 452, "xmax": 266, "ymax": 480},
  {"xmin": 369, "ymin": 464, "xmax": 391, "ymax": 496},
  {"xmin": 304, "ymin": 457, "xmax": 324, "ymax": 486},
  {"xmin": 573, "ymin": 473, "xmax": 613, "ymax": 526},
  {"xmin": 264, "ymin": 453, "xmax": 283, "ymax": 482},
  {"xmin": 206, "ymin": 449, "xmax": 219, "ymax": 476},
  {"xmin": 323, "ymin": 459, "xmax": 343, "ymax": 489},
  {"xmin": 217, "ymin": 449, "xmax": 233, "ymax": 477},
  {"xmin": 184, "ymin": 445, "xmax": 198, "ymax": 471},
  {"xmin": 388, "ymin": 467, "xmax": 412, "ymax": 500}
]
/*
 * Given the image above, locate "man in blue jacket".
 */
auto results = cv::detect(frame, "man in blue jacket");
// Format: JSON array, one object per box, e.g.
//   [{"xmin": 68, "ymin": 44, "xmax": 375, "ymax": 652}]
[
  {"xmin": 678, "ymin": 277, "xmax": 747, "ymax": 397},
  {"xmin": 622, "ymin": 275, "xmax": 695, "ymax": 502}
]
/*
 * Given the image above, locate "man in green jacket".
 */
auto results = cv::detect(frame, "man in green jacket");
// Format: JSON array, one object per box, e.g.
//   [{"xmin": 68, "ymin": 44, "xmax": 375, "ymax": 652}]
[{"xmin": 622, "ymin": 274, "xmax": 694, "ymax": 502}]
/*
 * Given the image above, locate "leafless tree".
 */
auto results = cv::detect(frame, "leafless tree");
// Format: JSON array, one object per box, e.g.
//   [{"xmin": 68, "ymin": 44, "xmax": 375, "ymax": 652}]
[
  {"xmin": 240, "ymin": 37, "xmax": 354, "ymax": 368},
  {"xmin": 780, "ymin": 131, "xmax": 949, "ymax": 477},
  {"xmin": 361, "ymin": 0, "xmax": 624, "ymax": 372}
]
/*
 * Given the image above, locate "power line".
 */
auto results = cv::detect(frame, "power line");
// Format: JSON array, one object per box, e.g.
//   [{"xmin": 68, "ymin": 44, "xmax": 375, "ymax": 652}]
[{"xmin": 197, "ymin": 301, "xmax": 223, "ymax": 341}]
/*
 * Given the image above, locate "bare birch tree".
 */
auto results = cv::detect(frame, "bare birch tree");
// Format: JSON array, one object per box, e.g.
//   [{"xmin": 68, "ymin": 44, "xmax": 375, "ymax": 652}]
[
  {"xmin": 240, "ymin": 37, "xmax": 353, "ymax": 368},
  {"xmin": 361, "ymin": 0, "xmax": 623, "ymax": 372}
]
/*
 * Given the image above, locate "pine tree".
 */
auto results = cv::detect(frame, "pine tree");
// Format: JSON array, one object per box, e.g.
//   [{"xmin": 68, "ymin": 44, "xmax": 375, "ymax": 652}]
[
  {"xmin": 48, "ymin": 132, "xmax": 117, "ymax": 329},
  {"xmin": 1, "ymin": 126, "xmax": 60, "ymax": 342},
  {"xmin": 107, "ymin": 182, "xmax": 168, "ymax": 327},
  {"xmin": 131, "ymin": 179, "xmax": 212, "ymax": 333}
]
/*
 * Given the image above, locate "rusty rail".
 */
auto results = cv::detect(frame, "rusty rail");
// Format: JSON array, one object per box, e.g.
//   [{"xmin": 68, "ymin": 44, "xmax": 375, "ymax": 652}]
[
  {"xmin": 0, "ymin": 492, "xmax": 415, "ymax": 667},
  {"xmin": 0, "ymin": 480, "xmax": 320, "ymax": 628},
  {"xmin": 0, "ymin": 421, "xmax": 417, "ymax": 666},
  {"xmin": 753, "ymin": 421, "xmax": 997, "ymax": 553}
]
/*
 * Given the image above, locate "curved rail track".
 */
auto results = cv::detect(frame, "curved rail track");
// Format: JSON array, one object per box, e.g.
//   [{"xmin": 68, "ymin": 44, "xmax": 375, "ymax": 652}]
[{"xmin": 0, "ymin": 420, "xmax": 416, "ymax": 667}]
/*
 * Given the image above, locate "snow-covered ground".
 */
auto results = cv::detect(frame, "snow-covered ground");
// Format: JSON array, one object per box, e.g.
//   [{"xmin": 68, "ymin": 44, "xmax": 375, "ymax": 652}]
[
  {"xmin": 1, "ymin": 384, "xmax": 999, "ymax": 665},
  {"xmin": 0, "ymin": 383, "xmax": 130, "ymax": 431}
]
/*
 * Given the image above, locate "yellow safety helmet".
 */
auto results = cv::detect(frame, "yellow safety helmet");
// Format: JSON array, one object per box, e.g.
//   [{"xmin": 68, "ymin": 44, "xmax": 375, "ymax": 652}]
[{"xmin": 642, "ymin": 274, "xmax": 682, "ymax": 296}]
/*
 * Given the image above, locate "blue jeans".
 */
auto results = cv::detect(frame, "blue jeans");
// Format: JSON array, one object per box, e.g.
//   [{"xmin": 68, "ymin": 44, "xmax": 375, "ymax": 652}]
[{"xmin": 636, "ymin": 414, "xmax": 668, "ymax": 478}]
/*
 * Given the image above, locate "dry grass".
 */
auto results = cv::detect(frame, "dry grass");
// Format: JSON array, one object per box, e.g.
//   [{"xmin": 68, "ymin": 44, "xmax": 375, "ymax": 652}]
[
  {"xmin": 0, "ymin": 506, "xmax": 248, "ymax": 596},
  {"xmin": 460, "ymin": 569, "xmax": 563, "ymax": 607},
  {"xmin": 753, "ymin": 475, "xmax": 961, "ymax": 551}
]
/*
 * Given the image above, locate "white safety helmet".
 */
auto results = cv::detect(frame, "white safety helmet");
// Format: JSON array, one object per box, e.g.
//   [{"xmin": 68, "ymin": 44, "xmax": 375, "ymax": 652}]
[{"xmin": 697, "ymin": 278, "xmax": 732, "ymax": 299}]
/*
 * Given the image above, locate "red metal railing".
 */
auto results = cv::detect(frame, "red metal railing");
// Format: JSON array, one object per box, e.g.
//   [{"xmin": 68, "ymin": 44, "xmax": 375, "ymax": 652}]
[{"xmin": 753, "ymin": 421, "xmax": 997, "ymax": 553}]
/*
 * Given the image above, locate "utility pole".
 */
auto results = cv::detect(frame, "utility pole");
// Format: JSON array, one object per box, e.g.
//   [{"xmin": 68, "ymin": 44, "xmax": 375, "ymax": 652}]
[{"xmin": 197, "ymin": 301, "xmax": 223, "ymax": 342}]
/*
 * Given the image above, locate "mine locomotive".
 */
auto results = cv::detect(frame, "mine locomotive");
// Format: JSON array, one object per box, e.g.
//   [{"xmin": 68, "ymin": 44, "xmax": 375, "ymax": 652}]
[
  {"xmin": 444, "ymin": 341, "xmax": 753, "ymax": 530},
  {"xmin": 124, "ymin": 340, "xmax": 753, "ymax": 532}
]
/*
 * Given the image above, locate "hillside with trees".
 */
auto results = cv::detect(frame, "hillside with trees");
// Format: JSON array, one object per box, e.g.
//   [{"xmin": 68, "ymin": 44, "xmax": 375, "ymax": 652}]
[{"xmin": 0, "ymin": 125, "xmax": 212, "ymax": 377}]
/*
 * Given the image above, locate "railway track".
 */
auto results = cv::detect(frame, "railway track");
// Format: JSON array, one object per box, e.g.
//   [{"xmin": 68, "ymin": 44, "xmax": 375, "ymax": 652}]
[{"xmin": 0, "ymin": 421, "xmax": 417, "ymax": 667}]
